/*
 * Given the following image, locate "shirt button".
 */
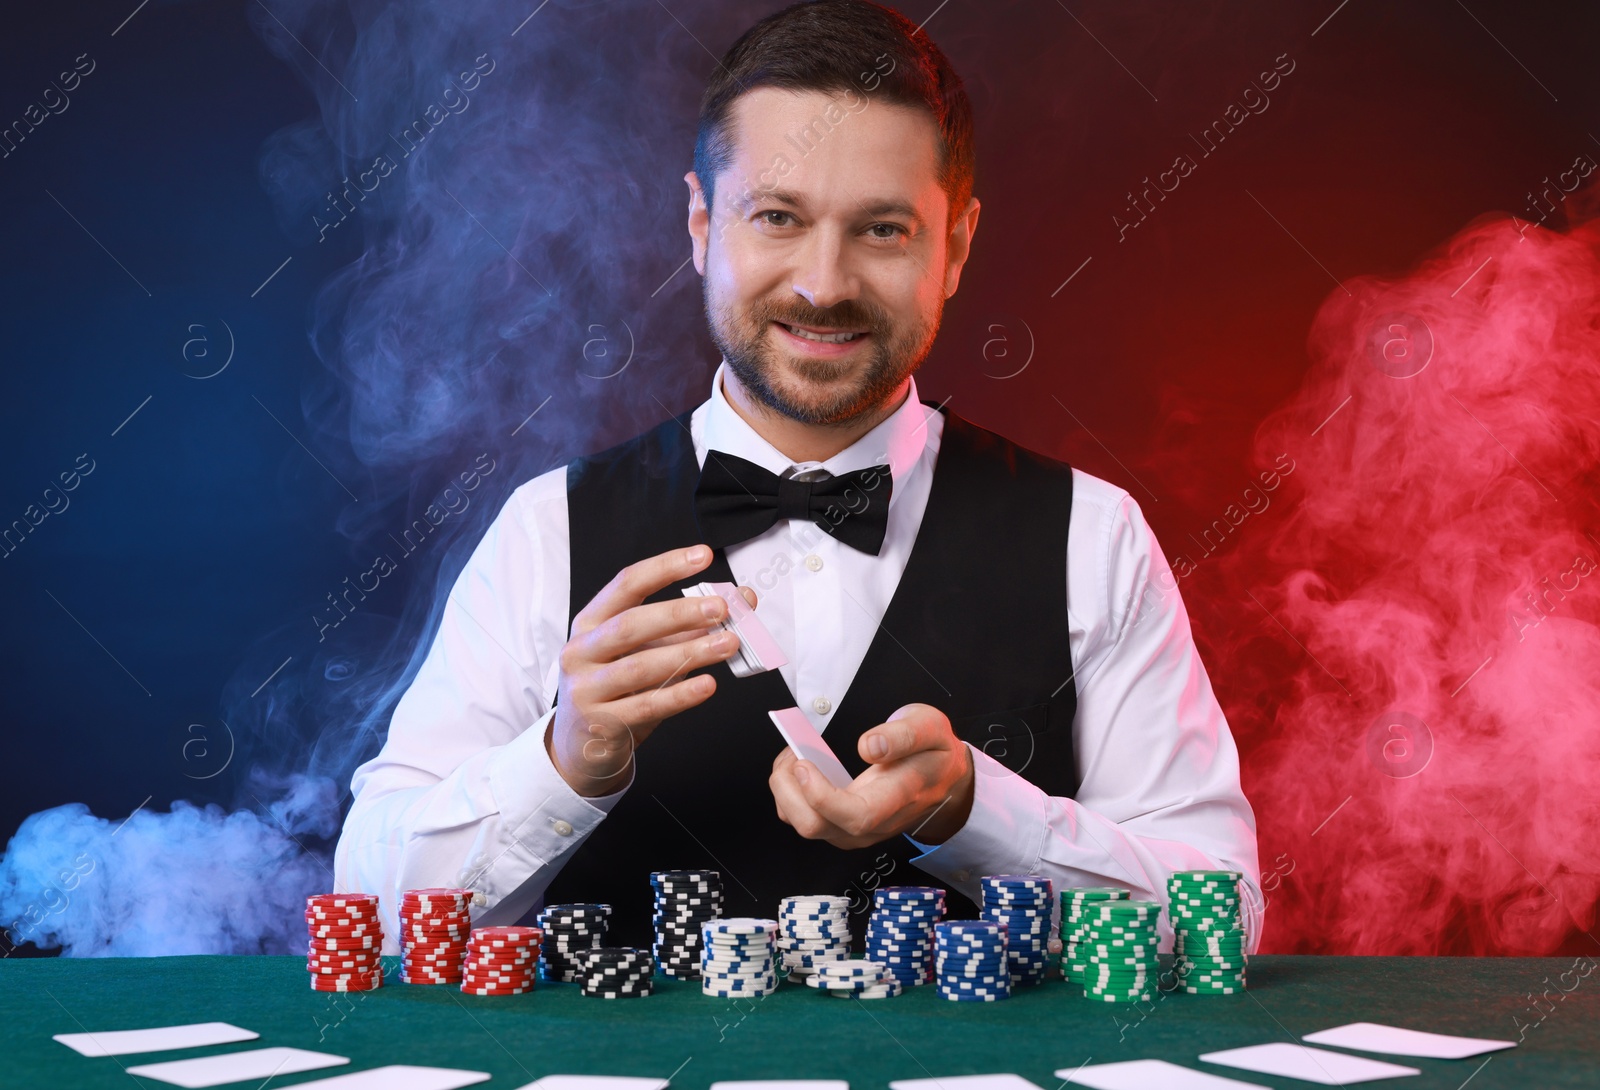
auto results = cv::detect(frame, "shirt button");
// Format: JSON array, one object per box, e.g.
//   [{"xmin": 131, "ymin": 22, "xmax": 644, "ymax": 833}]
[
  {"xmin": 552, "ymin": 820, "xmax": 574, "ymax": 837},
  {"xmin": 812, "ymin": 696, "xmax": 832, "ymax": 715},
  {"xmin": 952, "ymin": 869, "xmax": 971, "ymax": 882},
  {"xmin": 804, "ymin": 554, "xmax": 823, "ymax": 572}
]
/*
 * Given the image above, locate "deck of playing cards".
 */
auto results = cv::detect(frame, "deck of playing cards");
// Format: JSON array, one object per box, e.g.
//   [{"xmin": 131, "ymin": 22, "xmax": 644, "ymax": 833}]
[{"xmin": 681, "ymin": 581, "xmax": 788, "ymax": 677}]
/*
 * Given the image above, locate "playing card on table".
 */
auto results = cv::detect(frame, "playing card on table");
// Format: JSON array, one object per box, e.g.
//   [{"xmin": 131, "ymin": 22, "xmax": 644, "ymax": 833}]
[
  {"xmin": 1057, "ymin": 1059, "xmax": 1264, "ymax": 1089},
  {"xmin": 890, "ymin": 1075, "xmax": 1045, "ymax": 1090},
  {"xmin": 291, "ymin": 1067, "xmax": 491, "ymax": 1090},
  {"xmin": 712, "ymin": 1082, "xmax": 849, "ymax": 1090},
  {"xmin": 1302, "ymin": 1021, "xmax": 1516, "ymax": 1059},
  {"xmin": 517, "ymin": 1077, "xmax": 673, "ymax": 1090},
  {"xmin": 124, "ymin": 1046, "xmax": 348, "ymax": 1087},
  {"xmin": 53, "ymin": 1021, "xmax": 258, "ymax": 1057},
  {"xmin": 1198, "ymin": 1043, "xmax": 1420, "ymax": 1084}
]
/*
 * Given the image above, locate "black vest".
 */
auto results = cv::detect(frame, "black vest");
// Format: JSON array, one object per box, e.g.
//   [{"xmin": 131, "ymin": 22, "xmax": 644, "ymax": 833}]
[{"xmin": 544, "ymin": 401, "xmax": 1079, "ymax": 946}]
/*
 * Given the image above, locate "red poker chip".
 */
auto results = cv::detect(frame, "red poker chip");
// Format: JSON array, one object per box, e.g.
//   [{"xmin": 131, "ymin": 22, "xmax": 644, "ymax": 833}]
[
  {"xmin": 399, "ymin": 975, "xmax": 461, "ymax": 986},
  {"xmin": 305, "ymin": 902, "xmax": 380, "ymax": 915},
  {"xmin": 402, "ymin": 925, "xmax": 471, "ymax": 937},
  {"xmin": 308, "ymin": 926, "xmax": 382, "ymax": 940},
  {"xmin": 308, "ymin": 966, "xmax": 383, "ymax": 981},
  {"xmin": 462, "ymin": 966, "xmax": 535, "ymax": 980},
  {"xmin": 308, "ymin": 893, "xmax": 380, "ymax": 909},
  {"xmin": 309, "ymin": 962, "xmax": 381, "ymax": 975},
  {"xmin": 400, "ymin": 917, "xmax": 472, "ymax": 932},
  {"xmin": 466, "ymin": 956, "xmax": 537, "ymax": 969},
  {"xmin": 471, "ymin": 926, "xmax": 542, "ymax": 943},
  {"xmin": 311, "ymin": 977, "xmax": 382, "ymax": 992},
  {"xmin": 460, "ymin": 979, "xmax": 534, "ymax": 992},
  {"xmin": 403, "ymin": 941, "xmax": 467, "ymax": 956},
  {"xmin": 308, "ymin": 951, "xmax": 382, "ymax": 965},
  {"xmin": 308, "ymin": 949, "xmax": 382, "ymax": 963},
  {"xmin": 309, "ymin": 939, "xmax": 381, "ymax": 954},
  {"xmin": 403, "ymin": 934, "xmax": 467, "ymax": 953},
  {"xmin": 402, "ymin": 887, "xmax": 473, "ymax": 901},
  {"xmin": 403, "ymin": 937, "xmax": 470, "ymax": 949},
  {"xmin": 401, "ymin": 957, "xmax": 463, "ymax": 970}
]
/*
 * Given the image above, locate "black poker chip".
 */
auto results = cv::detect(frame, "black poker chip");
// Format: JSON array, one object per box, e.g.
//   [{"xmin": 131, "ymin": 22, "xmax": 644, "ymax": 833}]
[{"xmin": 650, "ymin": 870, "xmax": 723, "ymax": 980}]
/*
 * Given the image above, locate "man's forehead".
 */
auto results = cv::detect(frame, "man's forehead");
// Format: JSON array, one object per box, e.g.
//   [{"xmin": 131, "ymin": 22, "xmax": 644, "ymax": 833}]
[{"xmin": 722, "ymin": 86, "xmax": 943, "ymax": 214}]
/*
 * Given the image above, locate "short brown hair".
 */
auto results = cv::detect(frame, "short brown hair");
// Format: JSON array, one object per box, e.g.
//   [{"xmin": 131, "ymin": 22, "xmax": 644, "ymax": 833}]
[{"xmin": 693, "ymin": 0, "xmax": 975, "ymax": 230}]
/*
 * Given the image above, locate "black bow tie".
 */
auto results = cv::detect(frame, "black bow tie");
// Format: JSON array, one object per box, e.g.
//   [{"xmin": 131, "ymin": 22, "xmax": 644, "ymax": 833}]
[{"xmin": 694, "ymin": 450, "xmax": 893, "ymax": 555}]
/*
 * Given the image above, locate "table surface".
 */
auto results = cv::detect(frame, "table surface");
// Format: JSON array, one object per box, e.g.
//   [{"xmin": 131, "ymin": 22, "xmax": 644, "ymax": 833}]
[{"xmin": 2, "ymin": 956, "xmax": 1595, "ymax": 1089}]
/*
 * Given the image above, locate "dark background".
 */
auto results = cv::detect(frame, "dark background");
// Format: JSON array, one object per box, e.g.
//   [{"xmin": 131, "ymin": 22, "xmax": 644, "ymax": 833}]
[{"xmin": 2, "ymin": 0, "xmax": 1597, "ymax": 956}]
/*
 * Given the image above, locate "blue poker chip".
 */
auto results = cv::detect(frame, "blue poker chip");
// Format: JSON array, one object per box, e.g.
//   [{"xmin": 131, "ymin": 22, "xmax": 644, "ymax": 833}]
[
  {"xmin": 981, "ymin": 875, "xmax": 1052, "ymax": 887},
  {"xmin": 938, "ymin": 983, "xmax": 1011, "ymax": 997}
]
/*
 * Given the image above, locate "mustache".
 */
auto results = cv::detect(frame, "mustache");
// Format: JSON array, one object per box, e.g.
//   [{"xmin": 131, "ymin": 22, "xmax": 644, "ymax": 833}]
[{"xmin": 757, "ymin": 301, "xmax": 884, "ymax": 332}]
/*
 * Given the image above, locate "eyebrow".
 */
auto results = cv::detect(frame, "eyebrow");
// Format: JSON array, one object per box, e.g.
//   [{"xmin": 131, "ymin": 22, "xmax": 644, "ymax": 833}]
[{"xmin": 739, "ymin": 188, "xmax": 926, "ymax": 229}]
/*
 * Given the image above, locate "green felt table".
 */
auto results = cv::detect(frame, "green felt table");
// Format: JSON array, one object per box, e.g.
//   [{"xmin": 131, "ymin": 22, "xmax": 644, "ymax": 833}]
[{"xmin": 3, "ymin": 956, "xmax": 1595, "ymax": 1088}]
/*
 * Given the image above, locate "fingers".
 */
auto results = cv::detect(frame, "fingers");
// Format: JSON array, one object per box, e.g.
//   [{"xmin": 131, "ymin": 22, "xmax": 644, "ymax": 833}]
[
  {"xmin": 769, "ymin": 751, "xmax": 849, "ymax": 844},
  {"xmin": 577, "ymin": 628, "xmax": 738, "ymax": 706},
  {"xmin": 574, "ymin": 545, "xmax": 714, "ymax": 638},
  {"xmin": 858, "ymin": 703, "xmax": 950, "ymax": 765},
  {"xmin": 738, "ymin": 585, "xmax": 758, "ymax": 610},
  {"xmin": 585, "ymin": 595, "xmax": 727, "ymax": 662}
]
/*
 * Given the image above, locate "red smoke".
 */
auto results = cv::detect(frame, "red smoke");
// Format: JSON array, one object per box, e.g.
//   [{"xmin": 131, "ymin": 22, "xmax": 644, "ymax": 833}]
[{"xmin": 1194, "ymin": 204, "xmax": 1600, "ymax": 954}]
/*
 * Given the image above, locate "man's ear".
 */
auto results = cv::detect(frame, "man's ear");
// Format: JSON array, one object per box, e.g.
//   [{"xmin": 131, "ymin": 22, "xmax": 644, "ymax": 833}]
[
  {"xmin": 685, "ymin": 170, "xmax": 710, "ymax": 276},
  {"xmin": 942, "ymin": 195, "xmax": 981, "ymax": 299}
]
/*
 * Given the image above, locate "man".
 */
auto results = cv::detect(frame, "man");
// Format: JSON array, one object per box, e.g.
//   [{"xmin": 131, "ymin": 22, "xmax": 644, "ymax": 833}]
[{"xmin": 335, "ymin": 0, "xmax": 1262, "ymax": 955}]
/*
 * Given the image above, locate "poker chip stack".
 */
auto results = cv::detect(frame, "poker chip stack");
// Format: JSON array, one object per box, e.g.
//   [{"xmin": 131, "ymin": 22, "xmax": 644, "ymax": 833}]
[
  {"xmin": 650, "ymin": 870, "xmax": 722, "ymax": 980},
  {"xmin": 864, "ymin": 886, "xmax": 944, "ymax": 987},
  {"xmin": 1168, "ymin": 871, "xmax": 1248, "ymax": 995},
  {"xmin": 980, "ymin": 874, "xmax": 1053, "ymax": 987},
  {"xmin": 1077, "ymin": 899, "xmax": 1162, "ymax": 1003},
  {"xmin": 699, "ymin": 917, "xmax": 779, "ymax": 997},
  {"xmin": 460, "ymin": 925, "xmax": 541, "ymax": 996},
  {"xmin": 536, "ymin": 902, "xmax": 611, "ymax": 982},
  {"xmin": 398, "ymin": 888, "xmax": 475, "ymax": 985},
  {"xmin": 576, "ymin": 946, "xmax": 656, "ymax": 998},
  {"xmin": 776, "ymin": 894, "xmax": 852, "ymax": 979},
  {"xmin": 306, "ymin": 893, "xmax": 384, "ymax": 992},
  {"xmin": 805, "ymin": 957, "xmax": 902, "ymax": 999},
  {"xmin": 934, "ymin": 919, "xmax": 1010, "ymax": 1002},
  {"xmin": 1059, "ymin": 887, "xmax": 1131, "ymax": 984}
]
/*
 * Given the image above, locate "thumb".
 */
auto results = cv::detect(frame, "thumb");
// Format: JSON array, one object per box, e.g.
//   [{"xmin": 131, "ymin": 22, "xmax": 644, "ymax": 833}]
[
  {"xmin": 859, "ymin": 705, "xmax": 925, "ymax": 764},
  {"xmin": 737, "ymin": 585, "xmax": 758, "ymax": 610}
]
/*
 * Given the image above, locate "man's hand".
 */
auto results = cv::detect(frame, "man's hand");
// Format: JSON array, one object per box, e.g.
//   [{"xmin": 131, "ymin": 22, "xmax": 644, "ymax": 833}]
[
  {"xmin": 768, "ymin": 703, "xmax": 975, "ymax": 850},
  {"xmin": 549, "ymin": 545, "xmax": 755, "ymax": 797}
]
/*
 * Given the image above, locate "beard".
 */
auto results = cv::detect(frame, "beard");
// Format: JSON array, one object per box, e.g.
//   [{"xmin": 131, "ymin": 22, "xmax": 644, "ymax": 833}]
[{"xmin": 704, "ymin": 279, "xmax": 943, "ymax": 427}]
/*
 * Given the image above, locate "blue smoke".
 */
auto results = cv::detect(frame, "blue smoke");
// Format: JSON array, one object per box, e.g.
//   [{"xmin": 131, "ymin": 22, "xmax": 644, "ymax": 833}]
[{"xmin": 0, "ymin": 0, "xmax": 769, "ymax": 956}]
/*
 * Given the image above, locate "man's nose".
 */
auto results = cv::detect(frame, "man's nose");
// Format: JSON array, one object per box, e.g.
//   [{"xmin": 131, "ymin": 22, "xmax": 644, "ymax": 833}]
[{"xmin": 791, "ymin": 228, "xmax": 861, "ymax": 311}]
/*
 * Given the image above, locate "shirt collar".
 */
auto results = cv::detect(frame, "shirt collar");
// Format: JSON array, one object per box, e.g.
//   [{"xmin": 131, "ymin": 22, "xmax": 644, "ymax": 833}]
[{"xmin": 698, "ymin": 359, "xmax": 935, "ymax": 496}]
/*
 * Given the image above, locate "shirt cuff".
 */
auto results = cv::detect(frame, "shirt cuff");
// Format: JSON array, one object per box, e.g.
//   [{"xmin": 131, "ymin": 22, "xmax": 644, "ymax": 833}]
[
  {"xmin": 481, "ymin": 707, "xmax": 631, "ymax": 894},
  {"xmin": 906, "ymin": 743, "xmax": 1050, "ymax": 901}
]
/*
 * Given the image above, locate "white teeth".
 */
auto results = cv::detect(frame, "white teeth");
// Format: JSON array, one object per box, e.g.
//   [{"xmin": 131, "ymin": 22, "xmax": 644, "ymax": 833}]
[{"xmin": 782, "ymin": 323, "xmax": 863, "ymax": 344}]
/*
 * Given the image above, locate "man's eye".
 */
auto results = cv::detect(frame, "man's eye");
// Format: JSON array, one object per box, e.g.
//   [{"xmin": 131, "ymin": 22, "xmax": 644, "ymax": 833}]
[
  {"xmin": 759, "ymin": 211, "xmax": 795, "ymax": 227},
  {"xmin": 867, "ymin": 222, "xmax": 907, "ymax": 240}
]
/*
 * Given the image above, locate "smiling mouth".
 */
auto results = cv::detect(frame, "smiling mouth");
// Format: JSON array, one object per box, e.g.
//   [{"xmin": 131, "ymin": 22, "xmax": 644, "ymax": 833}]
[{"xmin": 775, "ymin": 321, "xmax": 868, "ymax": 344}]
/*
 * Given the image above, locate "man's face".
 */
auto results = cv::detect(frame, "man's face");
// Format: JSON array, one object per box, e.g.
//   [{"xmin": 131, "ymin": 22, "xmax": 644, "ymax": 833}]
[{"xmin": 687, "ymin": 86, "xmax": 977, "ymax": 426}]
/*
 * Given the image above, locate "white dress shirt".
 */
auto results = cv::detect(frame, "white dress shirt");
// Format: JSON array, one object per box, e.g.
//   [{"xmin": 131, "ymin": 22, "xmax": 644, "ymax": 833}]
[{"xmin": 335, "ymin": 361, "xmax": 1264, "ymax": 955}]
